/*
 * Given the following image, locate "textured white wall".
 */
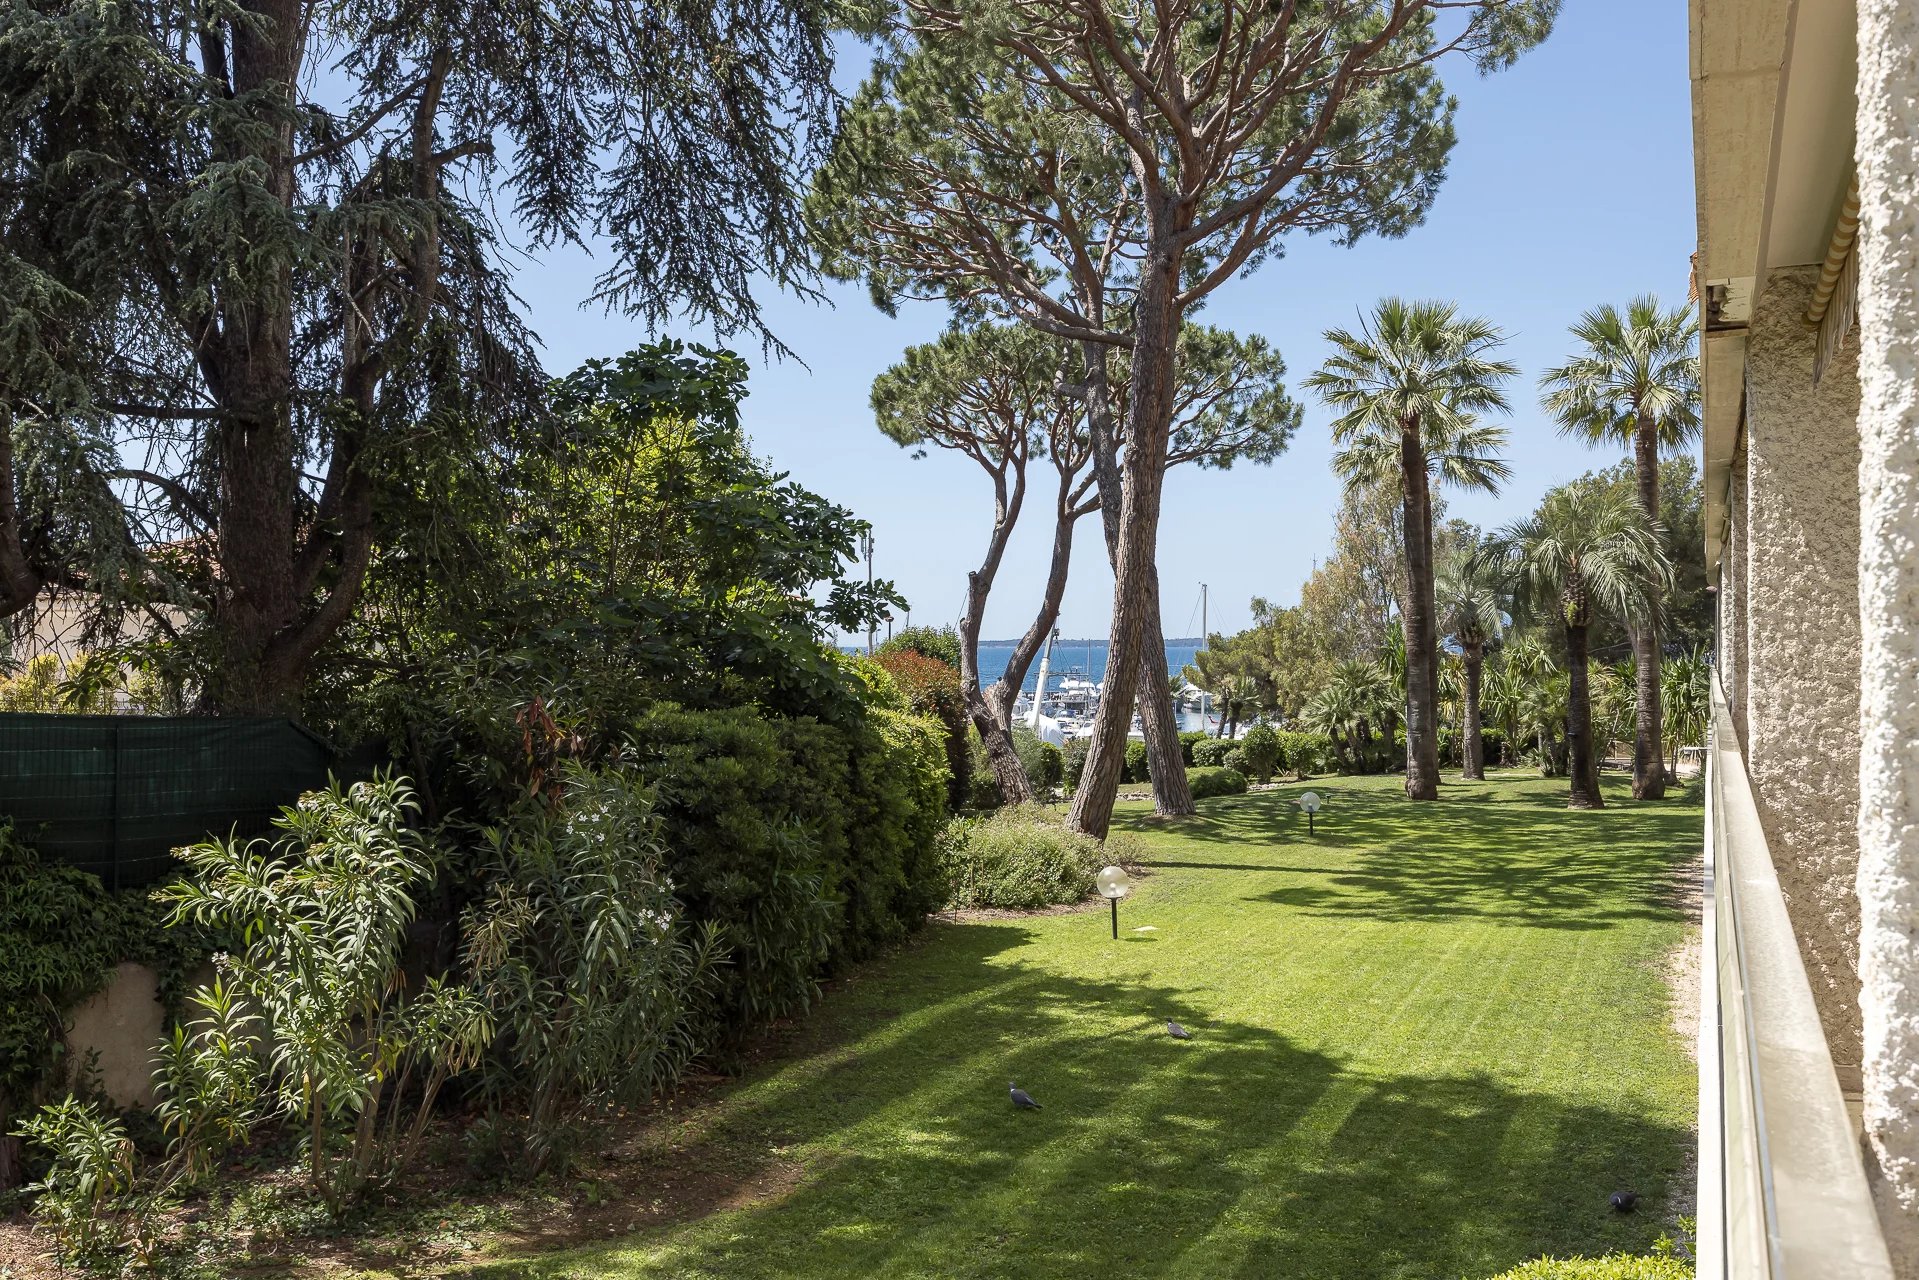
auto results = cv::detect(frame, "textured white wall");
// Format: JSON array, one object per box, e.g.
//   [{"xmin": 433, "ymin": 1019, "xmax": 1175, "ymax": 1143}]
[
  {"xmin": 1744, "ymin": 265, "xmax": 1866, "ymax": 1074},
  {"xmin": 1725, "ymin": 436, "xmax": 1749, "ymax": 743},
  {"xmin": 1856, "ymin": 0, "xmax": 1919, "ymax": 1265}
]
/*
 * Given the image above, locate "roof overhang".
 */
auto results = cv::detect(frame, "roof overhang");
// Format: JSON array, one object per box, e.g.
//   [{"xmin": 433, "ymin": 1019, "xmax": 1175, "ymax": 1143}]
[{"xmin": 1690, "ymin": 0, "xmax": 1857, "ymax": 573}]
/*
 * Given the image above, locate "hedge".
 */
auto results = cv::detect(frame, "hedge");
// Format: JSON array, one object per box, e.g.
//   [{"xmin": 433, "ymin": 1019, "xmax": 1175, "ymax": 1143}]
[
  {"xmin": 628, "ymin": 702, "xmax": 948, "ymax": 1038},
  {"xmin": 1187, "ymin": 766, "xmax": 1248, "ymax": 799}
]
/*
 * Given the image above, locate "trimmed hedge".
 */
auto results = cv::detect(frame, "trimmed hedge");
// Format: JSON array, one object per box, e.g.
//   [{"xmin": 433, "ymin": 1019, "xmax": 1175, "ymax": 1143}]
[
  {"xmin": 1124, "ymin": 739, "xmax": 1150, "ymax": 783},
  {"xmin": 1274, "ymin": 730, "xmax": 1331, "ymax": 777},
  {"xmin": 1187, "ymin": 766, "xmax": 1248, "ymax": 798},
  {"xmin": 1237, "ymin": 724, "xmax": 1280, "ymax": 781},
  {"xmin": 628, "ymin": 702, "xmax": 948, "ymax": 1036},
  {"xmin": 1192, "ymin": 738, "xmax": 1235, "ymax": 768},
  {"xmin": 1178, "ymin": 730, "xmax": 1209, "ymax": 766}
]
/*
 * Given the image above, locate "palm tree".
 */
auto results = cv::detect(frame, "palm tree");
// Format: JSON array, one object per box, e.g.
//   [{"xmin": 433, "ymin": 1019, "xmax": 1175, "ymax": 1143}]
[
  {"xmin": 1301, "ymin": 685, "xmax": 1355, "ymax": 772},
  {"xmin": 1487, "ymin": 482, "xmax": 1671, "ymax": 809},
  {"xmin": 1540, "ymin": 297, "xmax": 1699, "ymax": 800},
  {"xmin": 1309, "ymin": 299, "xmax": 1516, "ymax": 801},
  {"xmin": 1435, "ymin": 545, "xmax": 1506, "ymax": 780}
]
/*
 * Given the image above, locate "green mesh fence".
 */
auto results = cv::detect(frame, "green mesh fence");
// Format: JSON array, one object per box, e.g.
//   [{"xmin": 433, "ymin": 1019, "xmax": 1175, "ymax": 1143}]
[{"xmin": 0, "ymin": 713, "xmax": 347, "ymax": 889}]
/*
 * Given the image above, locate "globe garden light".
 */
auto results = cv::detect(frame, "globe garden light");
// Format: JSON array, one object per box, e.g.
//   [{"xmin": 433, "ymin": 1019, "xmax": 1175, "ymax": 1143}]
[
  {"xmin": 1097, "ymin": 865, "xmax": 1133, "ymax": 938},
  {"xmin": 1299, "ymin": 790, "xmax": 1322, "ymax": 835}
]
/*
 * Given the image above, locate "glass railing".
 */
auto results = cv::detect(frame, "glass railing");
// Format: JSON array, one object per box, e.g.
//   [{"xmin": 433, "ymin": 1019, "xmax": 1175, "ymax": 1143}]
[{"xmin": 1698, "ymin": 676, "xmax": 1892, "ymax": 1276}]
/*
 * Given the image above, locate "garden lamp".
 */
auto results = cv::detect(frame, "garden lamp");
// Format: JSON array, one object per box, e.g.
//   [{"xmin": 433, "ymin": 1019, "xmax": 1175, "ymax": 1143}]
[
  {"xmin": 1097, "ymin": 865, "xmax": 1133, "ymax": 939},
  {"xmin": 1299, "ymin": 791, "xmax": 1322, "ymax": 835}
]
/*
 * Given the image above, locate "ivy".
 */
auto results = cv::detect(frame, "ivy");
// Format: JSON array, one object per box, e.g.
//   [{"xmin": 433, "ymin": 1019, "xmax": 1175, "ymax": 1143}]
[{"xmin": 0, "ymin": 823, "xmax": 209, "ymax": 1128}]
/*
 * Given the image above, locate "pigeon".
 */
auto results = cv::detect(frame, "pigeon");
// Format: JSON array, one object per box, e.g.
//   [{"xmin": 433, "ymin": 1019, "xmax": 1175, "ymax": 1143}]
[
  {"xmin": 1008, "ymin": 1081, "xmax": 1043, "ymax": 1110},
  {"xmin": 1609, "ymin": 1191, "xmax": 1639, "ymax": 1214},
  {"xmin": 1166, "ymin": 1020, "xmax": 1193, "ymax": 1040}
]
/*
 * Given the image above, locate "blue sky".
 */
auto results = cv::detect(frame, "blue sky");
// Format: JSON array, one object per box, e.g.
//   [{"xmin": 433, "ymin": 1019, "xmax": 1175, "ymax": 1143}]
[{"xmin": 509, "ymin": 0, "xmax": 1693, "ymax": 643}]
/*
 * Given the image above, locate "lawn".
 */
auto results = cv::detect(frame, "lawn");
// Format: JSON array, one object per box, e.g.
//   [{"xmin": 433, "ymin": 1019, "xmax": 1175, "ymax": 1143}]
[{"xmin": 473, "ymin": 771, "xmax": 1699, "ymax": 1280}]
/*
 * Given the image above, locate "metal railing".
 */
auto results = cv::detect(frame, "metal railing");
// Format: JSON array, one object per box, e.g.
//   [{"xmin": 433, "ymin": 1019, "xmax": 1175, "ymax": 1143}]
[{"xmin": 1698, "ymin": 676, "xmax": 1892, "ymax": 1276}]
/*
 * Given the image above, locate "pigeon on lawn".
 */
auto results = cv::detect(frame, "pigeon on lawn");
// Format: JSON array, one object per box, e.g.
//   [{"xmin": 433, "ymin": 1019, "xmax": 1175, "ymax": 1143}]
[
  {"xmin": 1166, "ymin": 1020, "xmax": 1193, "ymax": 1040},
  {"xmin": 1609, "ymin": 1191, "xmax": 1639, "ymax": 1214},
  {"xmin": 1008, "ymin": 1081, "xmax": 1043, "ymax": 1111}
]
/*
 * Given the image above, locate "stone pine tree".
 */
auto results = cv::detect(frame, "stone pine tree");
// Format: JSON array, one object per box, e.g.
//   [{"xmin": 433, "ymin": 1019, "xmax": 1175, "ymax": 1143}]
[
  {"xmin": 1539, "ymin": 297, "xmax": 1699, "ymax": 800},
  {"xmin": 0, "ymin": 0, "xmax": 838, "ymax": 711},
  {"xmin": 872, "ymin": 321, "xmax": 1297, "ymax": 804},
  {"xmin": 872, "ymin": 324, "xmax": 1082, "ymax": 804},
  {"xmin": 811, "ymin": 0, "xmax": 1558, "ymax": 836},
  {"xmin": 1309, "ymin": 299, "xmax": 1515, "ymax": 801}
]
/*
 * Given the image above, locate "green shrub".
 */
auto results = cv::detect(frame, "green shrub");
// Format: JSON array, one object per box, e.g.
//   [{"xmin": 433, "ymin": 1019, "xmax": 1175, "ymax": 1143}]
[
  {"xmin": 1178, "ymin": 730, "xmax": 1208, "ymax": 766},
  {"xmin": 1124, "ymin": 739, "xmax": 1150, "ymax": 782},
  {"xmin": 155, "ymin": 775, "xmax": 493, "ymax": 1215},
  {"xmin": 1223, "ymin": 746, "xmax": 1250, "ymax": 774},
  {"xmin": 1187, "ymin": 767, "xmax": 1248, "ymax": 798},
  {"xmin": 1237, "ymin": 724, "xmax": 1280, "ymax": 781},
  {"xmin": 936, "ymin": 806, "xmax": 1142, "ymax": 910},
  {"xmin": 875, "ymin": 649, "xmax": 968, "ymax": 810},
  {"xmin": 1191, "ymin": 738, "xmax": 1234, "ymax": 768},
  {"xmin": 1, "ymin": 826, "xmax": 207, "ymax": 1192},
  {"xmin": 1482, "ymin": 1256, "xmax": 1692, "ymax": 1280},
  {"xmin": 1013, "ymin": 726, "xmax": 1064, "ymax": 791},
  {"xmin": 627, "ymin": 702, "xmax": 947, "ymax": 1039},
  {"xmin": 1274, "ymin": 730, "xmax": 1331, "ymax": 777},
  {"xmin": 464, "ymin": 765, "xmax": 727, "ymax": 1172},
  {"xmin": 1062, "ymin": 738, "xmax": 1089, "ymax": 791}
]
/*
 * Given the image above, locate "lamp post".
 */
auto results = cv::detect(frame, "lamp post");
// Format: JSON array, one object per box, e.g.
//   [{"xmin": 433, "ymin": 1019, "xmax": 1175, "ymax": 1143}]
[
  {"xmin": 1299, "ymin": 790, "xmax": 1322, "ymax": 835},
  {"xmin": 1097, "ymin": 865, "xmax": 1133, "ymax": 939}
]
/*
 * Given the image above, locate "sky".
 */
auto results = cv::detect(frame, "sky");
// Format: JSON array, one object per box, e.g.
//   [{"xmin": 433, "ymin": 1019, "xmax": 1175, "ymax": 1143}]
[{"xmin": 507, "ymin": 0, "xmax": 1695, "ymax": 644}]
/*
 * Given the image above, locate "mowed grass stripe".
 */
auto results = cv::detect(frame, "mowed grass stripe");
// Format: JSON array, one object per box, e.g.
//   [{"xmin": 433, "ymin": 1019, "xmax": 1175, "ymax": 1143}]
[{"xmin": 472, "ymin": 772, "xmax": 1699, "ymax": 1280}]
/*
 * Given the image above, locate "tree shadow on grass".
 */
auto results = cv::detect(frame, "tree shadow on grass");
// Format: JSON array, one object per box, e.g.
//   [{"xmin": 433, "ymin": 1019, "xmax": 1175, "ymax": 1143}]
[
  {"xmin": 1139, "ymin": 782, "xmax": 1698, "ymax": 932},
  {"xmin": 467, "ymin": 920, "xmax": 1690, "ymax": 1280}
]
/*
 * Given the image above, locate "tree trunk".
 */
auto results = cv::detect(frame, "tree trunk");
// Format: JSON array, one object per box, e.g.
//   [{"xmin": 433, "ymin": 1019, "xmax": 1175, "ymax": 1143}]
[
  {"xmin": 1074, "ymin": 318, "xmax": 1193, "ymax": 827},
  {"xmin": 1398, "ymin": 416, "xmax": 1441, "ymax": 800},
  {"xmin": 1069, "ymin": 250, "xmax": 1180, "ymax": 838},
  {"xmin": 982, "ymin": 471, "xmax": 1082, "ymax": 738},
  {"xmin": 1461, "ymin": 640, "xmax": 1486, "ymax": 780},
  {"xmin": 1135, "ymin": 577, "xmax": 1195, "ymax": 816},
  {"xmin": 1629, "ymin": 620, "xmax": 1667, "ymax": 799},
  {"xmin": 1629, "ymin": 415, "xmax": 1667, "ymax": 799},
  {"xmin": 1564, "ymin": 618, "xmax": 1603, "ymax": 809},
  {"xmin": 957, "ymin": 463, "xmax": 1033, "ymax": 807}
]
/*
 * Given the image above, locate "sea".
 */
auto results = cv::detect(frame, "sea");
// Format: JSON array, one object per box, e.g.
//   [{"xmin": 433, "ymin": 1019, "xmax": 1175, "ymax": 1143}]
[
  {"xmin": 979, "ymin": 637, "xmax": 1203, "ymax": 692},
  {"xmin": 849, "ymin": 637, "xmax": 1204, "ymax": 693}
]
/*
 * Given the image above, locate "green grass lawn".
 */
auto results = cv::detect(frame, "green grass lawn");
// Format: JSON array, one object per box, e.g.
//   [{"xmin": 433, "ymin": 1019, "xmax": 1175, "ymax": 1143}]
[{"xmin": 474, "ymin": 771, "xmax": 1698, "ymax": 1280}]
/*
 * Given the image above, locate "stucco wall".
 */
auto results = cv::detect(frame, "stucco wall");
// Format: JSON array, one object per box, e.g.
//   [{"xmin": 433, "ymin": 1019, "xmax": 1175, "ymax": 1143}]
[
  {"xmin": 1724, "ymin": 435, "xmax": 1750, "ymax": 745},
  {"xmin": 1742, "ymin": 263, "xmax": 1865, "ymax": 1076},
  {"xmin": 64, "ymin": 963, "xmax": 166, "ymax": 1109},
  {"xmin": 1855, "ymin": 0, "xmax": 1919, "ymax": 1262}
]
